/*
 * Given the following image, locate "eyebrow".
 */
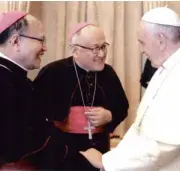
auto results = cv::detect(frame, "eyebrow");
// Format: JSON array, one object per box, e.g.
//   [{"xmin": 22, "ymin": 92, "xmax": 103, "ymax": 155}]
[{"xmin": 92, "ymin": 42, "xmax": 109, "ymax": 47}]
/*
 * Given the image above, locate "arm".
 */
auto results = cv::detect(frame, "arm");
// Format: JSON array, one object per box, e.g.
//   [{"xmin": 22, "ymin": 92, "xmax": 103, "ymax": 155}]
[
  {"xmin": 34, "ymin": 63, "xmax": 68, "ymax": 122},
  {"xmin": 85, "ymin": 66, "xmax": 128, "ymax": 128},
  {"xmin": 80, "ymin": 125, "xmax": 180, "ymax": 171},
  {"xmin": 103, "ymin": 64, "xmax": 180, "ymax": 171},
  {"xmin": 81, "ymin": 62, "xmax": 180, "ymax": 171},
  {"xmin": 0, "ymin": 68, "xmax": 15, "ymax": 165},
  {"xmin": 33, "ymin": 65, "xmax": 54, "ymax": 122},
  {"xmin": 102, "ymin": 125, "xmax": 180, "ymax": 171},
  {"xmin": 106, "ymin": 66, "xmax": 129, "ymax": 132}
]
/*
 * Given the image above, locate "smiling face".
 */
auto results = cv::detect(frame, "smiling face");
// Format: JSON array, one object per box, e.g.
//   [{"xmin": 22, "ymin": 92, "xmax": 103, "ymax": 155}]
[
  {"xmin": 17, "ymin": 15, "xmax": 47, "ymax": 70},
  {"xmin": 137, "ymin": 21, "xmax": 161, "ymax": 67},
  {"xmin": 72, "ymin": 26, "xmax": 108, "ymax": 71}
]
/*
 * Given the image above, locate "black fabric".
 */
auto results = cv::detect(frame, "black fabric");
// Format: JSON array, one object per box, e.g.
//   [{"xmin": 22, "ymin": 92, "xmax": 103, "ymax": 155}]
[
  {"xmin": 140, "ymin": 59, "xmax": 157, "ymax": 88},
  {"xmin": 0, "ymin": 57, "xmax": 49, "ymax": 169},
  {"xmin": 34, "ymin": 56, "xmax": 129, "ymax": 170}
]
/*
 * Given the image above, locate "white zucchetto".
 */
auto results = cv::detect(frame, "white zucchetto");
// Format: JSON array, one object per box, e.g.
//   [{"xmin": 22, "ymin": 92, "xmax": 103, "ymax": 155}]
[{"xmin": 142, "ymin": 7, "xmax": 180, "ymax": 27}]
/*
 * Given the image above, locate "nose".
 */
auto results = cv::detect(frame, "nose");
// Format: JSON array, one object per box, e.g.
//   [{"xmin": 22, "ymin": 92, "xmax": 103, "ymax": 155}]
[
  {"xmin": 139, "ymin": 45, "xmax": 144, "ymax": 54},
  {"xmin": 42, "ymin": 44, "xmax": 47, "ymax": 52},
  {"xmin": 98, "ymin": 49, "xmax": 106, "ymax": 58}
]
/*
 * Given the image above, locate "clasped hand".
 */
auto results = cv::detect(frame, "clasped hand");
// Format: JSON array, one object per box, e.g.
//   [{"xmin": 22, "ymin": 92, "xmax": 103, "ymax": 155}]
[{"xmin": 85, "ymin": 107, "xmax": 112, "ymax": 127}]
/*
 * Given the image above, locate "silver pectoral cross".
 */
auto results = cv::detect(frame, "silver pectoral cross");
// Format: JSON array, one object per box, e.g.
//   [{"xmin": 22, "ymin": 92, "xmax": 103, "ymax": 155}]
[{"xmin": 84, "ymin": 119, "xmax": 95, "ymax": 139}]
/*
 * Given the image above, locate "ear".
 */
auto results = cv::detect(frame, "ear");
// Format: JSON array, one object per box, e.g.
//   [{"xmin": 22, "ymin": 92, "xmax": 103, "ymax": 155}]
[
  {"xmin": 157, "ymin": 33, "xmax": 167, "ymax": 51},
  {"xmin": 71, "ymin": 45, "xmax": 78, "ymax": 58},
  {"xmin": 8, "ymin": 34, "xmax": 21, "ymax": 51}
]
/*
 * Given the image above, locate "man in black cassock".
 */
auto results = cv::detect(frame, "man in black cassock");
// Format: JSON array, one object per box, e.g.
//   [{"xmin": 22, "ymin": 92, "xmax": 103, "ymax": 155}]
[
  {"xmin": 140, "ymin": 59, "xmax": 157, "ymax": 88},
  {"xmin": 34, "ymin": 23, "xmax": 129, "ymax": 170},
  {"xmin": 0, "ymin": 11, "xmax": 49, "ymax": 170}
]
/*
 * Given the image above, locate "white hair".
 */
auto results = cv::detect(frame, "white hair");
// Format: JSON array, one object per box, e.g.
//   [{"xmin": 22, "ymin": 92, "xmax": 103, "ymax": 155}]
[
  {"xmin": 71, "ymin": 31, "xmax": 81, "ymax": 45},
  {"xmin": 71, "ymin": 25, "xmax": 98, "ymax": 45},
  {"xmin": 143, "ymin": 21, "xmax": 180, "ymax": 43}
]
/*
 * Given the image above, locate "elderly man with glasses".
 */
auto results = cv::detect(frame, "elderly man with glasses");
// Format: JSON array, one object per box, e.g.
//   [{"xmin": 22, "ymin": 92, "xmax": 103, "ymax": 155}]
[
  {"xmin": 0, "ymin": 11, "xmax": 50, "ymax": 170},
  {"xmin": 34, "ymin": 23, "xmax": 129, "ymax": 171}
]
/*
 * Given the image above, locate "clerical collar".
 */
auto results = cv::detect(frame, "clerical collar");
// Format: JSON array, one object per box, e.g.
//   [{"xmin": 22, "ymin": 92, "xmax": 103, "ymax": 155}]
[
  {"xmin": 0, "ymin": 51, "xmax": 27, "ymax": 71},
  {"xmin": 0, "ymin": 54, "xmax": 27, "ymax": 78}
]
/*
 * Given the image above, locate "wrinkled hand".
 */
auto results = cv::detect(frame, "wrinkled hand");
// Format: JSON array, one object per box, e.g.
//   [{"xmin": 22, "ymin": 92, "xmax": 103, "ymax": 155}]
[
  {"xmin": 85, "ymin": 107, "xmax": 112, "ymax": 127},
  {"xmin": 79, "ymin": 148, "xmax": 103, "ymax": 169}
]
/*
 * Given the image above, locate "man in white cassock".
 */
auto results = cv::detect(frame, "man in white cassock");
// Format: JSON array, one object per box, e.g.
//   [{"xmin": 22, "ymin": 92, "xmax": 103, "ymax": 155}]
[{"xmin": 80, "ymin": 7, "xmax": 180, "ymax": 171}]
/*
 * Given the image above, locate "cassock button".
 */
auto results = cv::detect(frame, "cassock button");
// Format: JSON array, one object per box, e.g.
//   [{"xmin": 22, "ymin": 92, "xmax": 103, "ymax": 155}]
[{"xmin": 90, "ymin": 83, "xmax": 93, "ymax": 87}]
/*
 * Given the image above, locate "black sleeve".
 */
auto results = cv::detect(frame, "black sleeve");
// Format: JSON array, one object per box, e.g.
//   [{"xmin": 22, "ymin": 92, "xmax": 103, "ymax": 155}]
[
  {"xmin": 140, "ymin": 59, "xmax": 157, "ymax": 88},
  {"xmin": 33, "ymin": 66, "xmax": 70, "ymax": 169},
  {"xmin": 105, "ymin": 66, "xmax": 129, "ymax": 132},
  {"xmin": 34, "ymin": 65, "xmax": 55, "ymax": 123},
  {"xmin": 0, "ymin": 68, "xmax": 15, "ymax": 165}
]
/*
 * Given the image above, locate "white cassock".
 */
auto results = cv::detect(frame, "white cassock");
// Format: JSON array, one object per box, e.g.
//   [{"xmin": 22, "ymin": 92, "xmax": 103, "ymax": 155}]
[{"xmin": 102, "ymin": 49, "xmax": 180, "ymax": 171}]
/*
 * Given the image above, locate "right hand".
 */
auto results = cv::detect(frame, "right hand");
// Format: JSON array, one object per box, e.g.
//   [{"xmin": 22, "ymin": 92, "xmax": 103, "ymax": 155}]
[{"xmin": 79, "ymin": 148, "xmax": 103, "ymax": 169}]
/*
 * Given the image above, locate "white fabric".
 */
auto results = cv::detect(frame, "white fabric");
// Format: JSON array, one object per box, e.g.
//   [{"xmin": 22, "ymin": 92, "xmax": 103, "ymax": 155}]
[
  {"xmin": 142, "ymin": 7, "xmax": 180, "ymax": 27},
  {"xmin": 102, "ymin": 48, "xmax": 180, "ymax": 171},
  {"xmin": 0, "ymin": 51, "xmax": 27, "ymax": 71}
]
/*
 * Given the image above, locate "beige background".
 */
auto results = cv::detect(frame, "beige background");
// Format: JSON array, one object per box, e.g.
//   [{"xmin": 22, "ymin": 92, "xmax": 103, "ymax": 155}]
[{"xmin": 0, "ymin": 1, "xmax": 179, "ymax": 138}]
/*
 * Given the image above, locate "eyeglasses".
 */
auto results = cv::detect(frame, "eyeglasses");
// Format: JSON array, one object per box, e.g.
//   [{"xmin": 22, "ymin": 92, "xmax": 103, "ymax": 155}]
[
  {"xmin": 19, "ymin": 34, "xmax": 46, "ymax": 46},
  {"xmin": 73, "ymin": 42, "xmax": 109, "ymax": 54}
]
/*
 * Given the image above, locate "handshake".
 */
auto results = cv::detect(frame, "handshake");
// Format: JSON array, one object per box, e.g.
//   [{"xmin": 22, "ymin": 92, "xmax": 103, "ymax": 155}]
[{"xmin": 80, "ymin": 148, "xmax": 104, "ymax": 169}]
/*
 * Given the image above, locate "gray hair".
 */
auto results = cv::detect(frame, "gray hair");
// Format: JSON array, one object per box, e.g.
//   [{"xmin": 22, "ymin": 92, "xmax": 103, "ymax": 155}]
[
  {"xmin": 71, "ymin": 25, "xmax": 98, "ymax": 45},
  {"xmin": 144, "ymin": 21, "xmax": 180, "ymax": 43},
  {"xmin": 71, "ymin": 30, "xmax": 82, "ymax": 45}
]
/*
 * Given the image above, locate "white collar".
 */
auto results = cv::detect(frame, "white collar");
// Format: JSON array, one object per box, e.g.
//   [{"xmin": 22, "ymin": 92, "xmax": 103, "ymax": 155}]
[{"xmin": 0, "ymin": 52, "xmax": 27, "ymax": 71}]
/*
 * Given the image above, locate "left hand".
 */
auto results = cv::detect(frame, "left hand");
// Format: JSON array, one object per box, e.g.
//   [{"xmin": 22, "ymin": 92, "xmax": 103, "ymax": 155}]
[
  {"xmin": 79, "ymin": 148, "xmax": 103, "ymax": 169},
  {"xmin": 85, "ymin": 107, "xmax": 112, "ymax": 127}
]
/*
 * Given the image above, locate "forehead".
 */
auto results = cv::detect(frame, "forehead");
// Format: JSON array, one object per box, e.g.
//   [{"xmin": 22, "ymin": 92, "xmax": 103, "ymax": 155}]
[
  {"xmin": 26, "ymin": 16, "xmax": 45, "ymax": 37},
  {"xmin": 80, "ymin": 26, "xmax": 106, "ymax": 45},
  {"xmin": 137, "ymin": 22, "xmax": 146, "ymax": 38}
]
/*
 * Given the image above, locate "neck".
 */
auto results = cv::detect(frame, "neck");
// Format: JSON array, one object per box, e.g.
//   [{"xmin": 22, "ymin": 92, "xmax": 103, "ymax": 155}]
[
  {"xmin": 163, "ymin": 44, "xmax": 180, "ymax": 63},
  {"xmin": 73, "ymin": 57, "xmax": 89, "ymax": 72},
  {"xmin": 155, "ymin": 43, "xmax": 180, "ymax": 68},
  {"xmin": 0, "ymin": 47, "xmax": 27, "ymax": 71}
]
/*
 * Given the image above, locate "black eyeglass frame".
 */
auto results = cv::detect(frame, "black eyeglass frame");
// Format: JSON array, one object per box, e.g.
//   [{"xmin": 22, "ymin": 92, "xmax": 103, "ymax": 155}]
[
  {"xmin": 72, "ymin": 42, "xmax": 109, "ymax": 54},
  {"xmin": 19, "ymin": 34, "xmax": 45, "ymax": 45}
]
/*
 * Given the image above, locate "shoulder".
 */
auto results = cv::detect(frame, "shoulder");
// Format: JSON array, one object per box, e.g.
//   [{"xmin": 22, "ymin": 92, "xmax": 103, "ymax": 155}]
[
  {"xmin": 34, "ymin": 56, "xmax": 73, "ymax": 82},
  {"xmin": 37, "ymin": 56, "xmax": 73, "ymax": 76},
  {"xmin": 41, "ymin": 56, "xmax": 73, "ymax": 72},
  {"xmin": 101, "ymin": 63, "xmax": 119, "ymax": 78},
  {"xmin": 0, "ymin": 66, "xmax": 13, "ymax": 81},
  {"xmin": 0, "ymin": 67, "xmax": 14, "ymax": 91}
]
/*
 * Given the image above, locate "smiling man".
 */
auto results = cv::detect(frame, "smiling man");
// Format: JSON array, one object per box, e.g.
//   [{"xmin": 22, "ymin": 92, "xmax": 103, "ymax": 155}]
[
  {"xmin": 0, "ymin": 11, "xmax": 47, "ymax": 170},
  {"xmin": 34, "ymin": 23, "xmax": 129, "ymax": 171}
]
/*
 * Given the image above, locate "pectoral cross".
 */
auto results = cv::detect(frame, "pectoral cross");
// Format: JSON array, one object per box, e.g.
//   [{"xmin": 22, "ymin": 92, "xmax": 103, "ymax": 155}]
[{"xmin": 84, "ymin": 119, "xmax": 95, "ymax": 139}]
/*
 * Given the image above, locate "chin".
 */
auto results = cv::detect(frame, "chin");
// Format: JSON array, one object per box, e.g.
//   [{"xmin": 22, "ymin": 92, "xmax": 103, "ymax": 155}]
[
  {"xmin": 28, "ymin": 64, "xmax": 40, "ymax": 70},
  {"xmin": 34, "ymin": 65, "xmax": 40, "ymax": 69},
  {"xmin": 93, "ymin": 64, "xmax": 105, "ymax": 71},
  {"xmin": 151, "ymin": 61, "xmax": 159, "ymax": 68},
  {"xmin": 34, "ymin": 60, "xmax": 41, "ymax": 69}
]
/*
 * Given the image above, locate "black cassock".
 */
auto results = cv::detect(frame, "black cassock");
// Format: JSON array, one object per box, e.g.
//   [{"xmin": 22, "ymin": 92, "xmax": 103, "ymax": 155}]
[
  {"xmin": 140, "ymin": 59, "xmax": 157, "ymax": 88},
  {"xmin": 0, "ymin": 57, "xmax": 48, "ymax": 169},
  {"xmin": 34, "ymin": 56, "xmax": 129, "ymax": 170}
]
